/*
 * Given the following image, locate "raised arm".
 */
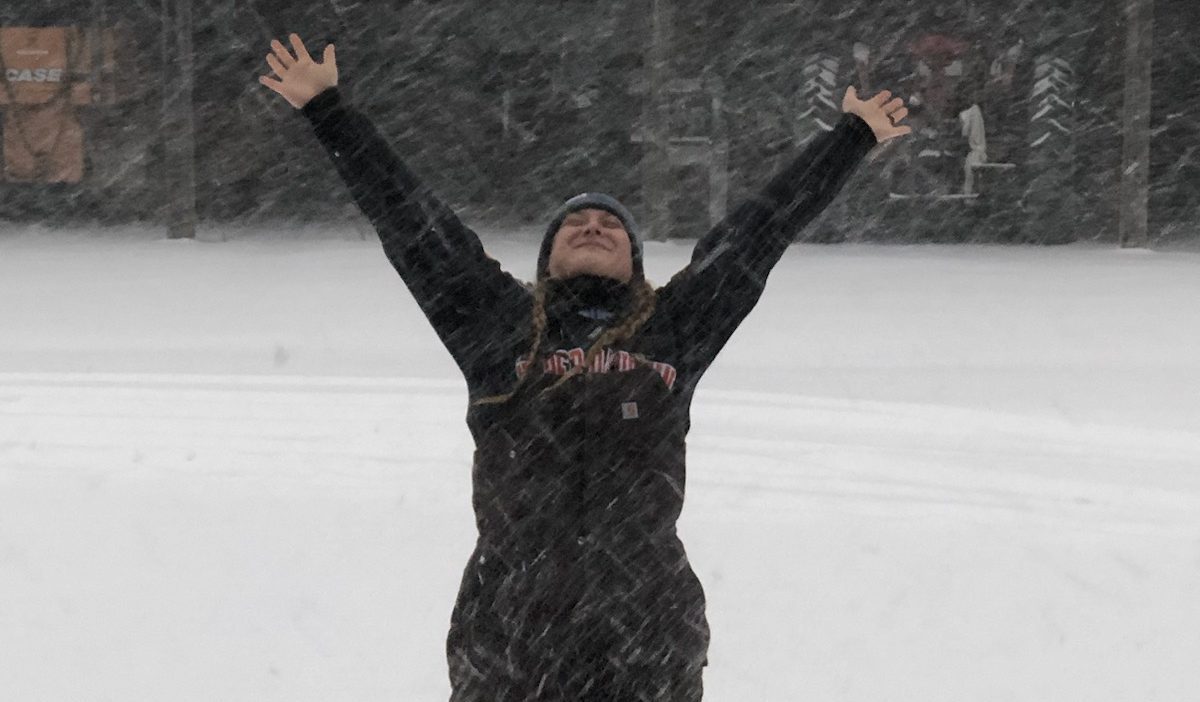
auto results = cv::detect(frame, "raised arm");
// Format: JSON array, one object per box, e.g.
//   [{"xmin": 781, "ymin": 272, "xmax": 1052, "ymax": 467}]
[
  {"xmin": 657, "ymin": 87, "xmax": 910, "ymax": 386},
  {"xmin": 260, "ymin": 34, "xmax": 530, "ymax": 375}
]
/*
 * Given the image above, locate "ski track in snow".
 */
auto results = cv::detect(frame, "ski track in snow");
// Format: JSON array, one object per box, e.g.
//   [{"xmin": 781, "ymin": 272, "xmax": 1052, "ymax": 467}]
[{"xmin": 4, "ymin": 371, "xmax": 1198, "ymax": 535}]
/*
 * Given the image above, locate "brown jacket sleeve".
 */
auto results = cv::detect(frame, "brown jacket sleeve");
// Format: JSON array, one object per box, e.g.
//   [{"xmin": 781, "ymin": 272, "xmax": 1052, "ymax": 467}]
[
  {"xmin": 302, "ymin": 87, "xmax": 531, "ymax": 375},
  {"xmin": 655, "ymin": 113, "xmax": 877, "ymax": 388}
]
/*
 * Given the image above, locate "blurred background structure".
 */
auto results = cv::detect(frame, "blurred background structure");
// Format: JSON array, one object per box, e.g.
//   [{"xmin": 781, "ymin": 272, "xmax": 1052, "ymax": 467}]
[{"xmin": 0, "ymin": 0, "xmax": 1195, "ymax": 244}]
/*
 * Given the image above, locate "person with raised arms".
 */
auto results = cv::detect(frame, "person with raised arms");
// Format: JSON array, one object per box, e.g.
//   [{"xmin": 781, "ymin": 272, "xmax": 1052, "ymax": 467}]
[{"xmin": 260, "ymin": 32, "xmax": 910, "ymax": 701}]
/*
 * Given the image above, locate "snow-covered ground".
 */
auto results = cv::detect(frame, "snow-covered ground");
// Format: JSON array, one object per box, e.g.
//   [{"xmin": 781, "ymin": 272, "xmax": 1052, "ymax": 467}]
[{"xmin": 2, "ymin": 227, "xmax": 1199, "ymax": 701}]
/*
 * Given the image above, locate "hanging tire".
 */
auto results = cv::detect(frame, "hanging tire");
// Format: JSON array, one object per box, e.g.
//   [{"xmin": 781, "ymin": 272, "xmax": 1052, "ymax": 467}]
[
  {"xmin": 797, "ymin": 53, "xmax": 842, "ymax": 136},
  {"xmin": 1022, "ymin": 53, "xmax": 1080, "ymax": 243},
  {"xmin": 797, "ymin": 52, "xmax": 855, "ymax": 242}
]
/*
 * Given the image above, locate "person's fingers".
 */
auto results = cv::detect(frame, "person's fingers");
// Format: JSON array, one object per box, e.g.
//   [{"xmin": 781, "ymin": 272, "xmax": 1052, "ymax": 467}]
[
  {"xmin": 869, "ymin": 89, "xmax": 893, "ymax": 106},
  {"xmin": 266, "ymin": 53, "xmax": 287, "ymax": 79},
  {"xmin": 259, "ymin": 74, "xmax": 284, "ymax": 93},
  {"xmin": 884, "ymin": 97, "xmax": 905, "ymax": 114},
  {"xmin": 259, "ymin": 75, "xmax": 297, "ymax": 107},
  {"xmin": 889, "ymin": 106, "xmax": 909, "ymax": 123},
  {"xmin": 890, "ymin": 125, "xmax": 913, "ymax": 139},
  {"xmin": 270, "ymin": 38, "xmax": 296, "ymax": 67},
  {"xmin": 845, "ymin": 85, "xmax": 858, "ymax": 101},
  {"xmin": 289, "ymin": 33, "xmax": 312, "ymax": 63},
  {"xmin": 322, "ymin": 43, "xmax": 336, "ymax": 65}
]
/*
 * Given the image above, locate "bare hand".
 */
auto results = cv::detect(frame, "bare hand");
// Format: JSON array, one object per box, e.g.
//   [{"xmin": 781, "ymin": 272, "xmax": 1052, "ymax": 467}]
[
  {"xmin": 842, "ymin": 86, "xmax": 912, "ymax": 143},
  {"xmin": 258, "ymin": 33, "xmax": 337, "ymax": 109}
]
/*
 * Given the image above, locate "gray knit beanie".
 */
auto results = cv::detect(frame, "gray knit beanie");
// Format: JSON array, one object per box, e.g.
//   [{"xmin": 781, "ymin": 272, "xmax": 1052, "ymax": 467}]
[{"xmin": 536, "ymin": 193, "xmax": 643, "ymax": 281}]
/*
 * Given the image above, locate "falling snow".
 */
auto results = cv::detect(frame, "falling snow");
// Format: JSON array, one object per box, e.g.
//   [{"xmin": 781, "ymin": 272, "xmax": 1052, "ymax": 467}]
[{"xmin": 2, "ymin": 1, "xmax": 1199, "ymax": 700}]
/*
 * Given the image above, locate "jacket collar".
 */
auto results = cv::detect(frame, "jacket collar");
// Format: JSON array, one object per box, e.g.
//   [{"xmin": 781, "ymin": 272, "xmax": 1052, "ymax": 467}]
[{"xmin": 542, "ymin": 274, "xmax": 633, "ymax": 345}]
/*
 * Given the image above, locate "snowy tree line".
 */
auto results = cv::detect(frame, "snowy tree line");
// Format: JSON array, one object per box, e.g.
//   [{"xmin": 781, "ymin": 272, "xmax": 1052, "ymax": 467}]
[{"xmin": 0, "ymin": 0, "xmax": 1195, "ymax": 244}]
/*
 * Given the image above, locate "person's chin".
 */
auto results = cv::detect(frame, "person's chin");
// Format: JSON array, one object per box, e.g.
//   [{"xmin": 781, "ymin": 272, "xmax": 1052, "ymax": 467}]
[
  {"xmin": 564, "ymin": 259, "xmax": 619, "ymax": 279},
  {"xmin": 566, "ymin": 253, "xmax": 607, "ymax": 271}
]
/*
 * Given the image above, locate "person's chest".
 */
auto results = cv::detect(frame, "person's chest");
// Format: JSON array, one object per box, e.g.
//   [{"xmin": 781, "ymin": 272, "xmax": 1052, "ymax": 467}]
[
  {"xmin": 463, "ymin": 302, "xmax": 687, "ymax": 428},
  {"xmin": 534, "ymin": 307, "xmax": 681, "ymax": 391}
]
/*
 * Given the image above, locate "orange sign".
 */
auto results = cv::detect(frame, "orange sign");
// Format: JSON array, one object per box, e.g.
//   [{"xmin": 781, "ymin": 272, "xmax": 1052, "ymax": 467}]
[{"xmin": 0, "ymin": 26, "xmax": 98, "ymax": 183}]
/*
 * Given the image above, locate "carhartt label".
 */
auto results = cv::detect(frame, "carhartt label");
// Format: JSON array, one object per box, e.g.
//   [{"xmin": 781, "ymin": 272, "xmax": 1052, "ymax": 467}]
[{"xmin": 621, "ymin": 402, "xmax": 639, "ymax": 420}]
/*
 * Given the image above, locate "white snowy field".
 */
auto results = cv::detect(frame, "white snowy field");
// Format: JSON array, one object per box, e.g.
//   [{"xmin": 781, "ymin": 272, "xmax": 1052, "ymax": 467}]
[{"xmin": 2, "ymin": 227, "xmax": 1200, "ymax": 702}]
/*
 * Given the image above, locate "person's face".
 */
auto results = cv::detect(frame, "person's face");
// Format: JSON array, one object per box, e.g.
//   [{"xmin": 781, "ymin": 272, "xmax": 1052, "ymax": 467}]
[{"xmin": 546, "ymin": 208, "xmax": 633, "ymax": 283}]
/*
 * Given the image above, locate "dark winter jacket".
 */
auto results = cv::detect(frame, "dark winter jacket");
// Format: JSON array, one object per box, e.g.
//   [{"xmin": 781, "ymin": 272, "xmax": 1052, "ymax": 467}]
[{"xmin": 301, "ymin": 86, "xmax": 877, "ymax": 696}]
